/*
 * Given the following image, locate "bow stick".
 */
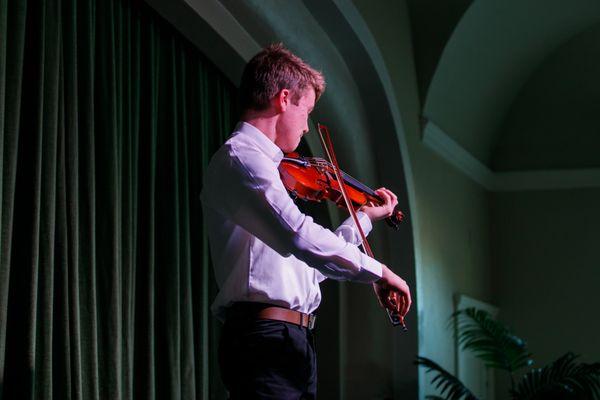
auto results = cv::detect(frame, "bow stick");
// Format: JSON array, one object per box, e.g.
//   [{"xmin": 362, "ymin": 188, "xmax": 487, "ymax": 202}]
[{"xmin": 316, "ymin": 123, "xmax": 406, "ymax": 330}]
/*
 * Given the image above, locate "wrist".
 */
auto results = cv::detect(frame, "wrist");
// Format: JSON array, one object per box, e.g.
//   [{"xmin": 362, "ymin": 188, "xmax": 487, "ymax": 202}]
[
  {"xmin": 376, "ymin": 264, "xmax": 389, "ymax": 284},
  {"xmin": 359, "ymin": 208, "xmax": 374, "ymax": 222}
]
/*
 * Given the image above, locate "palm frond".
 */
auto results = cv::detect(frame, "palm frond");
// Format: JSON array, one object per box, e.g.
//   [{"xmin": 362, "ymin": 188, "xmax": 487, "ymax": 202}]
[
  {"xmin": 512, "ymin": 352, "xmax": 600, "ymax": 400},
  {"xmin": 453, "ymin": 308, "xmax": 533, "ymax": 373},
  {"xmin": 415, "ymin": 356, "xmax": 479, "ymax": 400}
]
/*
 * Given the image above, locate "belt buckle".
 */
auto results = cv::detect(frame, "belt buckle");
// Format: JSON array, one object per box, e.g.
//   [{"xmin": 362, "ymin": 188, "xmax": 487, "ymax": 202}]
[{"xmin": 308, "ymin": 314, "xmax": 316, "ymax": 330}]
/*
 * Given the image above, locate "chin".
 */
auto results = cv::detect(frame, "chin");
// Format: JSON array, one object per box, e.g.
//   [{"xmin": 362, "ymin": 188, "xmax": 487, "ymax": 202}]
[
  {"xmin": 292, "ymin": 140, "xmax": 302, "ymax": 152},
  {"xmin": 283, "ymin": 144, "xmax": 298, "ymax": 154}
]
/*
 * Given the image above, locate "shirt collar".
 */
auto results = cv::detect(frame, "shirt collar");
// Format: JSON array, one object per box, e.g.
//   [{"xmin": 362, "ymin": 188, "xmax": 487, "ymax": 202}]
[{"xmin": 234, "ymin": 121, "xmax": 284, "ymax": 164}]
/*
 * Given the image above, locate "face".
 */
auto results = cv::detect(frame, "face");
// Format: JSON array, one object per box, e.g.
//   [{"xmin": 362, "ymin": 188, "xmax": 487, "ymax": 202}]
[{"xmin": 275, "ymin": 88, "xmax": 315, "ymax": 153}]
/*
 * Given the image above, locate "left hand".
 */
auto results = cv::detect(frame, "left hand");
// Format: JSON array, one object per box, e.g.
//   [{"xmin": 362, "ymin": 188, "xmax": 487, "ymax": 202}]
[{"xmin": 360, "ymin": 187, "xmax": 398, "ymax": 222}]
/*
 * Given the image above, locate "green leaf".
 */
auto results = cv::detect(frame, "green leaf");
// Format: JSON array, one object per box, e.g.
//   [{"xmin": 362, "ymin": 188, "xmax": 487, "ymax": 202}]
[
  {"xmin": 415, "ymin": 356, "xmax": 479, "ymax": 400},
  {"xmin": 512, "ymin": 352, "xmax": 600, "ymax": 400},
  {"xmin": 453, "ymin": 308, "xmax": 533, "ymax": 373}
]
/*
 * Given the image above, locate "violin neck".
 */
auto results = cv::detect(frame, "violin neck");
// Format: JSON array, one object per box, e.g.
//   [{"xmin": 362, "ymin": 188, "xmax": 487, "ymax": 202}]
[{"xmin": 340, "ymin": 171, "xmax": 379, "ymax": 199}]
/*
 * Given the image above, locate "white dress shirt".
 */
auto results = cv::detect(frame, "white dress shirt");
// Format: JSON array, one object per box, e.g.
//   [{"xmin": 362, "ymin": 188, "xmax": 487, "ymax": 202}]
[{"xmin": 201, "ymin": 122, "xmax": 383, "ymax": 321}]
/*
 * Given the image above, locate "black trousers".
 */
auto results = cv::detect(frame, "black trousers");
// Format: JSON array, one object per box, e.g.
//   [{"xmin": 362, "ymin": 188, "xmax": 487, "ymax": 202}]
[{"xmin": 218, "ymin": 303, "xmax": 317, "ymax": 399}]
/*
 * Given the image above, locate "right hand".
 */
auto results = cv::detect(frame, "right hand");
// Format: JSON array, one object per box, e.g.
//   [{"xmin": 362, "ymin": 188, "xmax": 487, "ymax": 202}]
[{"xmin": 372, "ymin": 265, "xmax": 411, "ymax": 320}]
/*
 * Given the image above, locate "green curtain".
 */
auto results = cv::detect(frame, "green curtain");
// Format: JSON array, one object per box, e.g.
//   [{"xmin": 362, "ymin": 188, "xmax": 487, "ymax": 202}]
[{"xmin": 0, "ymin": 0, "xmax": 236, "ymax": 398}]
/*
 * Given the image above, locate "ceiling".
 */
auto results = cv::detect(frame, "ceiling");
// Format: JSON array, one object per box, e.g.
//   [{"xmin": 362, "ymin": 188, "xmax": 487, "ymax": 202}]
[{"xmin": 419, "ymin": 0, "xmax": 600, "ymax": 172}]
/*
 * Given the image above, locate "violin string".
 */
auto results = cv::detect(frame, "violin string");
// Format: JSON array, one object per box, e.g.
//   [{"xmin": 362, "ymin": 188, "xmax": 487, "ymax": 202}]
[{"xmin": 306, "ymin": 157, "xmax": 379, "ymax": 198}]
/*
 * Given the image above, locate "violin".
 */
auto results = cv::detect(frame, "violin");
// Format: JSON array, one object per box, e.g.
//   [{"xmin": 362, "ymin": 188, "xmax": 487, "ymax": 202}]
[
  {"xmin": 278, "ymin": 153, "xmax": 405, "ymax": 230},
  {"xmin": 279, "ymin": 123, "xmax": 407, "ymax": 330}
]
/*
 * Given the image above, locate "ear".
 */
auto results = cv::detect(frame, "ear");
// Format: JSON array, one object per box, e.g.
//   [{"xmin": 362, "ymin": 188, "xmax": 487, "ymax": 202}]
[{"xmin": 274, "ymin": 89, "xmax": 291, "ymax": 112}]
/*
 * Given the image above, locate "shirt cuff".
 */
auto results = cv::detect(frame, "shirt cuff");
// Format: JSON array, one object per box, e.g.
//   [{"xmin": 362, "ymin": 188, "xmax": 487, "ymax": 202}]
[
  {"xmin": 338, "ymin": 211, "xmax": 373, "ymax": 242},
  {"xmin": 352, "ymin": 252, "xmax": 383, "ymax": 283},
  {"xmin": 356, "ymin": 211, "xmax": 373, "ymax": 235}
]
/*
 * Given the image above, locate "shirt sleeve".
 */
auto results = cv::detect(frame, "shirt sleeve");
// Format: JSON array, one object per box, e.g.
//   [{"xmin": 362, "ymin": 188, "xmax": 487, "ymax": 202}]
[
  {"xmin": 202, "ymin": 142, "xmax": 382, "ymax": 283},
  {"xmin": 313, "ymin": 211, "xmax": 373, "ymax": 283},
  {"xmin": 335, "ymin": 211, "xmax": 373, "ymax": 245}
]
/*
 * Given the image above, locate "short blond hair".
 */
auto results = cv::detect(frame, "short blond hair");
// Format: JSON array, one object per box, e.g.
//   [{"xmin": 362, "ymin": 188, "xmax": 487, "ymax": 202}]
[{"xmin": 240, "ymin": 43, "xmax": 325, "ymax": 111}]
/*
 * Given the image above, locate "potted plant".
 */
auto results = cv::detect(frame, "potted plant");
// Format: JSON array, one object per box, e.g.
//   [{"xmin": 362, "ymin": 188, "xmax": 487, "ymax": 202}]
[{"xmin": 416, "ymin": 308, "xmax": 600, "ymax": 399}]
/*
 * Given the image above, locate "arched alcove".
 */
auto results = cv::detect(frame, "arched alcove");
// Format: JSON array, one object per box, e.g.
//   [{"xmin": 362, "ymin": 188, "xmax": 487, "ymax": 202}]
[
  {"xmin": 145, "ymin": 0, "xmax": 420, "ymax": 398},
  {"xmin": 424, "ymin": 0, "xmax": 600, "ymax": 169},
  {"xmin": 495, "ymin": 21, "xmax": 600, "ymax": 171}
]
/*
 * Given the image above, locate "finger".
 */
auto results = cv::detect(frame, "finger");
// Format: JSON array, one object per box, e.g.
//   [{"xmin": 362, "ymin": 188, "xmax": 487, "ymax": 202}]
[
  {"xmin": 394, "ymin": 289, "xmax": 405, "ymax": 316},
  {"xmin": 379, "ymin": 190, "xmax": 392, "ymax": 207},
  {"xmin": 395, "ymin": 294, "xmax": 403, "ymax": 314},
  {"xmin": 401, "ymin": 293, "xmax": 412, "ymax": 317},
  {"xmin": 386, "ymin": 294, "xmax": 396, "ymax": 311},
  {"xmin": 394, "ymin": 292, "xmax": 401, "ymax": 313},
  {"xmin": 384, "ymin": 291, "xmax": 398, "ymax": 311},
  {"xmin": 400, "ymin": 295, "xmax": 408, "ymax": 317},
  {"xmin": 388, "ymin": 188, "xmax": 398, "ymax": 201},
  {"xmin": 385, "ymin": 291, "xmax": 399, "ymax": 314},
  {"xmin": 390, "ymin": 193, "xmax": 399, "ymax": 208},
  {"xmin": 388, "ymin": 292, "xmax": 398, "ymax": 310},
  {"xmin": 381, "ymin": 189, "xmax": 396, "ymax": 213},
  {"xmin": 376, "ymin": 188, "xmax": 390, "ymax": 203},
  {"xmin": 381, "ymin": 187, "xmax": 396, "ymax": 198},
  {"xmin": 382, "ymin": 188, "xmax": 398, "ymax": 208},
  {"xmin": 387, "ymin": 291, "xmax": 395, "ymax": 305}
]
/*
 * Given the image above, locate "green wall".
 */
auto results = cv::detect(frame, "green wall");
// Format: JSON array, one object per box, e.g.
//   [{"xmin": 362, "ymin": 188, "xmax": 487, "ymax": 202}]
[
  {"xmin": 491, "ymin": 188, "xmax": 600, "ymax": 397},
  {"xmin": 351, "ymin": 1, "xmax": 494, "ymax": 398},
  {"xmin": 489, "ymin": 19, "xmax": 600, "ymax": 398}
]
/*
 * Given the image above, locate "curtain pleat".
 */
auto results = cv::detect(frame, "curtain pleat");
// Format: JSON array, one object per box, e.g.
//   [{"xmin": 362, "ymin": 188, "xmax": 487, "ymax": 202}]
[
  {"xmin": 0, "ymin": 7, "xmax": 6, "ymax": 361},
  {"xmin": 77, "ymin": 0, "xmax": 101, "ymax": 398},
  {"xmin": 178, "ymin": 46, "xmax": 197, "ymax": 400},
  {"xmin": 0, "ymin": 0, "xmax": 237, "ymax": 399},
  {"xmin": 62, "ymin": 0, "xmax": 83, "ymax": 398},
  {"xmin": 0, "ymin": 0, "xmax": 29, "ymax": 395}
]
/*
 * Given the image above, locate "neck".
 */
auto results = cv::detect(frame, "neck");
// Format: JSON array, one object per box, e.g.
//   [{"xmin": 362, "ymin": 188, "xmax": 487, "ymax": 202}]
[{"xmin": 242, "ymin": 109, "xmax": 279, "ymax": 143}]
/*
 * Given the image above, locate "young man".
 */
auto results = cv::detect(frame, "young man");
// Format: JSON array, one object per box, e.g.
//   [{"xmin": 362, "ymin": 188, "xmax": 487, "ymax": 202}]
[{"xmin": 201, "ymin": 44, "xmax": 411, "ymax": 399}]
